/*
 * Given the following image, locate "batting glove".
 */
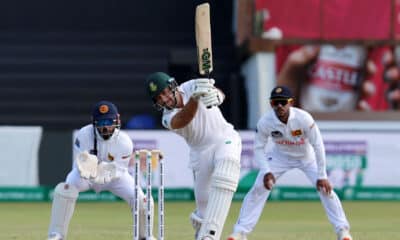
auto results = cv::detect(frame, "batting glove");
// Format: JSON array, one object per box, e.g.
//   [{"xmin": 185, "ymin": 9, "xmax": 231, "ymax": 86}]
[
  {"xmin": 200, "ymin": 88, "xmax": 224, "ymax": 107},
  {"xmin": 191, "ymin": 78, "xmax": 215, "ymax": 100}
]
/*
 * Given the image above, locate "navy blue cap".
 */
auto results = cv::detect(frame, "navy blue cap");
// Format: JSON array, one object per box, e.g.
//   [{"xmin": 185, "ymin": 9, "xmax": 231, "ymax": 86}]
[
  {"xmin": 270, "ymin": 86, "xmax": 293, "ymax": 99},
  {"xmin": 92, "ymin": 101, "xmax": 119, "ymax": 120}
]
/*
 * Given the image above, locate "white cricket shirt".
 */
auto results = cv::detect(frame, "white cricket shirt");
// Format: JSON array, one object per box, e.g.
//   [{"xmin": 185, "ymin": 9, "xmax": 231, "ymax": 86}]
[
  {"xmin": 73, "ymin": 124, "xmax": 133, "ymax": 176},
  {"xmin": 162, "ymin": 80, "xmax": 235, "ymax": 148},
  {"xmin": 255, "ymin": 107, "xmax": 327, "ymax": 179}
]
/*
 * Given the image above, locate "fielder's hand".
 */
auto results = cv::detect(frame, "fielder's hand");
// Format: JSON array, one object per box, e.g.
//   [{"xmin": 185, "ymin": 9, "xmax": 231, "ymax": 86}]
[
  {"xmin": 316, "ymin": 179, "xmax": 332, "ymax": 196},
  {"xmin": 191, "ymin": 78, "xmax": 215, "ymax": 100},
  {"xmin": 93, "ymin": 162, "xmax": 119, "ymax": 184},
  {"xmin": 263, "ymin": 172, "xmax": 275, "ymax": 190},
  {"xmin": 200, "ymin": 88, "xmax": 224, "ymax": 107},
  {"xmin": 76, "ymin": 151, "xmax": 98, "ymax": 179}
]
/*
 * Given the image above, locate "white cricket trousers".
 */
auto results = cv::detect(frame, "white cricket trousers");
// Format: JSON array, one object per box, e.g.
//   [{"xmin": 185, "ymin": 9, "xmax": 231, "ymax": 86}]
[{"xmin": 233, "ymin": 154, "xmax": 350, "ymax": 234}]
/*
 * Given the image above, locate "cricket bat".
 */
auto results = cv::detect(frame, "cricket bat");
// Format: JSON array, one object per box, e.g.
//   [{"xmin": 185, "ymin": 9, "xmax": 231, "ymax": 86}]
[{"xmin": 195, "ymin": 3, "xmax": 213, "ymax": 76}]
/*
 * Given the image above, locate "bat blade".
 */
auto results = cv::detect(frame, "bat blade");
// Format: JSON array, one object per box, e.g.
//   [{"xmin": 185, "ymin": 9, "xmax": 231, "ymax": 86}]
[{"xmin": 195, "ymin": 3, "xmax": 213, "ymax": 76}]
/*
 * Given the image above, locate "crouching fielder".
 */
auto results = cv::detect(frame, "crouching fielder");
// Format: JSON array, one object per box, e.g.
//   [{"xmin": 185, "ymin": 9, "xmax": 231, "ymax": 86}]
[
  {"xmin": 145, "ymin": 72, "xmax": 242, "ymax": 240},
  {"xmin": 227, "ymin": 86, "xmax": 352, "ymax": 240},
  {"xmin": 47, "ymin": 101, "xmax": 155, "ymax": 240}
]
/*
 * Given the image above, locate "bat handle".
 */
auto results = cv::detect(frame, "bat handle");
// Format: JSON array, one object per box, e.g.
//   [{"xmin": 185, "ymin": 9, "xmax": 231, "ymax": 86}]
[{"xmin": 204, "ymin": 71, "xmax": 213, "ymax": 109}]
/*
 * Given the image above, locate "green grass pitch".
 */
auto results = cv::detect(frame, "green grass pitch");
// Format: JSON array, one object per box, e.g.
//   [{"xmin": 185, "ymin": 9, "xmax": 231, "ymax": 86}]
[{"xmin": 1, "ymin": 201, "xmax": 399, "ymax": 239}]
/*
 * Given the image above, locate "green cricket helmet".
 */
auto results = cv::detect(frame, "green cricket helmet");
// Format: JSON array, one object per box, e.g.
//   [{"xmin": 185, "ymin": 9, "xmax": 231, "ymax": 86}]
[{"xmin": 146, "ymin": 72, "xmax": 178, "ymax": 109}]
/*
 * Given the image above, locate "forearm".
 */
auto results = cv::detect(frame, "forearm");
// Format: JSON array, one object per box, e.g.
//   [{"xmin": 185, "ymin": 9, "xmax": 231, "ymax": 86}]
[
  {"xmin": 254, "ymin": 133, "xmax": 270, "ymax": 173},
  {"xmin": 277, "ymin": 46, "xmax": 319, "ymax": 100},
  {"xmin": 309, "ymin": 127, "xmax": 328, "ymax": 179},
  {"xmin": 170, "ymin": 98, "xmax": 198, "ymax": 129},
  {"xmin": 254, "ymin": 146, "xmax": 270, "ymax": 173},
  {"xmin": 314, "ymin": 145, "xmax": 328, "ymax": 179}
]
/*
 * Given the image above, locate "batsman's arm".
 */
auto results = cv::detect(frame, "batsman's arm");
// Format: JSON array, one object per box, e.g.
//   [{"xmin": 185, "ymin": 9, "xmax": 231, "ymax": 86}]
[{"xmin": 170, "ymin": 98, "xmax": 199, "ymax": 129}]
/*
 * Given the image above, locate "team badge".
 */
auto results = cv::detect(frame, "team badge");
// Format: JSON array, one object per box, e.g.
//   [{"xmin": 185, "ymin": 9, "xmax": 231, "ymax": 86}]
[
  {"xmin": 275, "ymin": 87, "xmax": 282, "ymax": 93},
  {"xmin": 271, "ymin": 131, "xmax": 283, "ymax": 137},
  {"xmin": 149, "ymin": 82, "xmax": 157, "ymax": 92},
  {"xmin": 107, "ymin": 153, "xmax": 114, "ymax": 161},
  {"xmin": 291, "ymin": 129, "xmax": 302, "ymax": 136},
  {"xmin": 99, "ymin": 105, "xmax": 109, "ymax": 114}
]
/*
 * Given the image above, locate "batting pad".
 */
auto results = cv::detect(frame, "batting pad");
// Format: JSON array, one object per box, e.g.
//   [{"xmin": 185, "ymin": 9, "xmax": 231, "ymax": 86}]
[
  {"xmin": 48, "ymin": 182, "xmax": 78, "ymax": 239},
  {"xmin": 197, "ymin": 157, "xmax": 240, "ymax": 240},
  {"xmin": 211, "ymin": 156, "xmax": 240, "ymax": 191}
]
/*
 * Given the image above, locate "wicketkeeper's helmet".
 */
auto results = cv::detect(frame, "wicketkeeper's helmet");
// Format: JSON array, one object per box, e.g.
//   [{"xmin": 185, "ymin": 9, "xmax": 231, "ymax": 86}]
[{"xmin": 91, "ymin": 100, "xmax": 121, "ymax": 140}]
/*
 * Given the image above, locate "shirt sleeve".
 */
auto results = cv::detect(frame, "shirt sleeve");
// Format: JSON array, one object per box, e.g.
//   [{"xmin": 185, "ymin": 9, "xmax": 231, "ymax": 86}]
[
  {"xmin": 72, "ymin": 126, "xmax": 95, "ymax": 169},
  {"xmin": 113, "ymin": 133, "xmax": 134, "ymax": 175},
  {"xmin": 162, "ymin": 109, "xmax": 180, "ymax": 129},
  {"xmin": 73, "ymin": 128, "xmax": 91, "ymax": 153},
  {"xmin": 254, "ymin": 117, "xmax": 271, "ymax": 173},
  {"xmin": 304, "ymin": 112, "xmax": 328, "ymax": 179}
]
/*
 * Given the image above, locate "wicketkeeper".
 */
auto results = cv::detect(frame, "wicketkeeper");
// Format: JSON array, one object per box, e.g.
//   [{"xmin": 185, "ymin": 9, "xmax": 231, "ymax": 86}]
[
  {"xmin": 145, "ymin": 72, "xmax": 242, "ymax": 240},
  {"xmin": 47, "ymin": 101, "xmax": 155, "ymax": 240}
]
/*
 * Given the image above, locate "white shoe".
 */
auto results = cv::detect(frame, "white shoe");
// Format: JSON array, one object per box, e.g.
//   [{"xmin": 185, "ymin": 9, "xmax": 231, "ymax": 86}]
[
  {"xmin": 48, "ymin": 232, "xmax": 63, "ymax": 240},
  {"xmin": 337, "ymin": 228, "xmax": 352, "ymax": 240},
  {"xmin": 227, "ymin": 232, "xmax": 248, "ymax": 240}
]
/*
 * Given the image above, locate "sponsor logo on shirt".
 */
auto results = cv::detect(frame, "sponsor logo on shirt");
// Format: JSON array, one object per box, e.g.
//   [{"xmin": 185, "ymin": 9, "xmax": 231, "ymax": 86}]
[
  {"xmin": 275, "ymin": 138, "xmax": 305, "ymax": 145},
  {"xmin": 291, "ymin": 129, "xmax": 302, "ymax": 136},
  {"xmin": 271, "ymin": 131, "xmax": 283, "ymax": 137}
]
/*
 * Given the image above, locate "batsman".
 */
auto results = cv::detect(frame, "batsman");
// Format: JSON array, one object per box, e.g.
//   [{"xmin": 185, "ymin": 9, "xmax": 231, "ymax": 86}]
[
  {"xmin": 47, "ymin": 101, "xmax": 155, "ymax": 240},
  {"xmin": 145, "ymin": 72, "xmax": 242, "ymax": 240}
]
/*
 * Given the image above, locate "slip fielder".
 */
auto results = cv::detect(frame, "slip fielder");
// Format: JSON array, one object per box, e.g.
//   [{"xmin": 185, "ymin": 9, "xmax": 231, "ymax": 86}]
[{"xmin": 227, "ymin": 86, "xmax": 352, "ymax": 240}]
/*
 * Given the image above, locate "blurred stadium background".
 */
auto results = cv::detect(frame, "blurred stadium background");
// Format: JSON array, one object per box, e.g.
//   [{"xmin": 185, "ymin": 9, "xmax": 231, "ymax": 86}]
[{"xmin": 1, "ymin": 0, "xmax": 400, "ymax": 239}]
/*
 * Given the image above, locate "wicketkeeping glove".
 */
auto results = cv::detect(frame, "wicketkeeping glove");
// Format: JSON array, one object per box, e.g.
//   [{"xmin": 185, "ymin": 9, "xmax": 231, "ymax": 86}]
[
  {"xmin": 191, "ymin": 78, "xmax": 215, "ymax": 100},
  {"xmin": 93, "ymin": 162, "xmax": 119, "ymax": 184},
  {"xmin": 76, "ymin": 151, "xmax": 98, "ymax": 179},
  {"xmin": 200, "ymin": 88, "xmax": 224, "ymax": 107}
]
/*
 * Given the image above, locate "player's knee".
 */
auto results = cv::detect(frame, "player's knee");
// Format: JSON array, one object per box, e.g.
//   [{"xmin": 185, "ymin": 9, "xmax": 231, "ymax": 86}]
[
  {"xmin": 211, "ymin": 157, "xmax": 240, "ymax": 192},
  {"xmin": 139, "ymin": 195, "xmax": 154, "ymax": 213},
  {"xmin": 54, "ymin": 182, "xmax": 79, "ymax": 200},
  {"xmin": 48, "ymin": 183, "xmax": 79, "ymax": 238}
]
